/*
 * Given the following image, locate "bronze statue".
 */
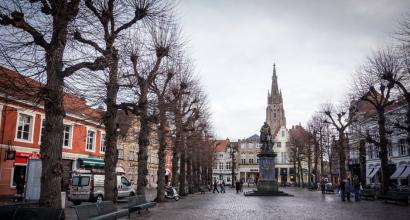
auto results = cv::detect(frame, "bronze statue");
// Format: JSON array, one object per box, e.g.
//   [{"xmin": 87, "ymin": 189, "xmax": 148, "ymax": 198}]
[{"xmin": 260, "ymin": 122, "xmax": 272, "ymax": 152}]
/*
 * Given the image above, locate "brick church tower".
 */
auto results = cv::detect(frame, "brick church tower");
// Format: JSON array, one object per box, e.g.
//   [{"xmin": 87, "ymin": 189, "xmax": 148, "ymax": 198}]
[{"xmin": 266, "ymin": 64, "xmax": 287, "ymax": 136}]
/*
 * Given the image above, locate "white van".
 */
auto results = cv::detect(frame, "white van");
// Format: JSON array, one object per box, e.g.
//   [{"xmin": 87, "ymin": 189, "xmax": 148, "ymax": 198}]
[{"xmin": 68, "ymin": 173, "xmax": 135, "ymax": 205}]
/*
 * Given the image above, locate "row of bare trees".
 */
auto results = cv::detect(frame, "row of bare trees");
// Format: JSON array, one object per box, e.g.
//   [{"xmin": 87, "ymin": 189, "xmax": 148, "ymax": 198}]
[
  {"xmin": 289, "ymin": 16, "xmax": 410, "ymax": 194},
  {"xmin": 0, "ymin": 0, "xmax": 214, "ymax": 207}
]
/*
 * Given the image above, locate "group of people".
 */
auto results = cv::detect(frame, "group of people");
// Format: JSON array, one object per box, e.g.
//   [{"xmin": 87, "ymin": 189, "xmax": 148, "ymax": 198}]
[
  {"xmin": 212, "ymin": 179, "xmax": 245, "ymax": 194},
  {"xmin": 339, "ymin": 175, "xmax": 361, "ymax": 202},
  {"xmin": 212, "ymin": 180, "xmax": 226, "ymax": 193}
]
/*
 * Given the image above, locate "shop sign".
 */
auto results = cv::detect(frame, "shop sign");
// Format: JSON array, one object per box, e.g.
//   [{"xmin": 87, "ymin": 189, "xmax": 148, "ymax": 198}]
[{"xmin": 6, "ymin": 149, "xmax": 16, "ymax": 160}]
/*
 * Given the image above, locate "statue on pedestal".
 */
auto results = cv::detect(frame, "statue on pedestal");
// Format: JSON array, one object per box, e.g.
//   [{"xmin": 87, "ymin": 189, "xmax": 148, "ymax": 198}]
[{"xmin": 260, "ymin": 122, "xmax": 273, "ymax": 153}]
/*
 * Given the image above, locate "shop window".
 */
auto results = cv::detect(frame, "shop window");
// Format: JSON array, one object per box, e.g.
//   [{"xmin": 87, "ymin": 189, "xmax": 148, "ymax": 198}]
[
  {"xmin": 12, "ymin": 165, "xmax": 26, "ymax": 187},
  {"xmin": 86, "ymin": 130, "xmax": 96, "ymax": 151},
  {"xmin": 16, "ymin": 113, "xmax": 33, "ymax": 141}
]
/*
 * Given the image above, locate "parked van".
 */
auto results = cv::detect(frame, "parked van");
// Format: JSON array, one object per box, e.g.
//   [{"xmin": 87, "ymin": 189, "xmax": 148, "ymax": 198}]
[{"xmin": 68, "ymin": 173, "xmax": 135, "ymax": 205}]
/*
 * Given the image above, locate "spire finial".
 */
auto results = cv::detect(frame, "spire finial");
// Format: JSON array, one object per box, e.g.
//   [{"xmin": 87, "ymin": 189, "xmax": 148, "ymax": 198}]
[{"xmin": 273, "ymin": 63, "xmax": 277, "ymax": 77}]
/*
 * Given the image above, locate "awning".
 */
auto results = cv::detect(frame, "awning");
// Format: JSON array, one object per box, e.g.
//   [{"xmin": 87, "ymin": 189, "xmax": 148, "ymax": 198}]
[
  {"xmin": 367, "ymin": 166, "xmax": 380, "ymax": 178},
  {"xmin": 391, "ymin": 166, "xmax": 406, "ymax": 179},
  {"xmin": 78, "ymin": 158, "xmax": 104, "ymax": 168},
  {"xmin": 399, "ymin": 166, "xmax": 410, "ymax": 179}
]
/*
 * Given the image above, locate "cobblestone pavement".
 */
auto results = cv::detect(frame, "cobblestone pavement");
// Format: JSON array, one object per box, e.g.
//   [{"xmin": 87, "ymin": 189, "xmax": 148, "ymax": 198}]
[{"xmin": 127, "ymin": 187, "xmax": 410, "ymax": 220}]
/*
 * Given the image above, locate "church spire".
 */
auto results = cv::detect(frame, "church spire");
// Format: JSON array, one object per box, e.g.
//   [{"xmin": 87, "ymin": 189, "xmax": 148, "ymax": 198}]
[{"xmin": 270, "ymin": 63, "xmax": 279, "ymax": 103}]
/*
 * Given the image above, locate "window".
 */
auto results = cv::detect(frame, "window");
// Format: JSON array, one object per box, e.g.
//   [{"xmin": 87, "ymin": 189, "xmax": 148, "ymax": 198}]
[
  {"xmin": 39, "ymin": 119, "xmax": 45, "ymax": 145},
  {"xmin": 118, "ymin": 144, "xmax": 124, "ymax": 159},
  {"xmin": 11, "ymin": 165, "xmax": 26, "ymax": 187},
  {"xmin": 399, "ymin": 139, "xmax": 406, "ymax": 156},
  {"xmin": 281, "ymin": 130, "xmax": 285, "ymax": 137},
  {"xmin": 71, "ymin": 176, "xmax": 90, "ymax": 186},
  {"xmin": 86, "ymin": 130, "xmax": 96, "ymax": 151},
  {"xmin": 368, "ymin": 145, "xmax": 373, "ymax": 159},
  {"xmin": 257, "ymin": 158, "xmax": 259, "ymax": 164},
  {"xmin": 100, "ymin": 134, "xmax": 106, "ymax": 153},
  {"xmin": 219, "ymin": 162, "xmax": 224, "ymax": 170},
  {"xmin": 227, "ymin": 176, "xmax": 231, "ymax": 182},
  {"xmin": 226, "ymin": 162, "xmax": 231, "ymax": 170},
  {"xmin": 277, "ymin": 142, "xmax": 282, "ymax": 148},
  {"xmin": 241, "ymin": 154, "xmax": 246, "ymax": 164},
  {"xmin": 121, "ymin": 177, "xmax": 130, "ymax": 186},
  {"xmin": 16, "ymin": 113, "xmax": 33, "ymax": 141},
  {"xmin": 388, "ymin": 146, "xmax": 392, "ymax": 157},
  {"xmin": 218, "ymin": 153, "xmax": 224, "ymax": 159},
  {"xmin": 63, "ymin": 124, "xmax": 72, "ymax": 148}
]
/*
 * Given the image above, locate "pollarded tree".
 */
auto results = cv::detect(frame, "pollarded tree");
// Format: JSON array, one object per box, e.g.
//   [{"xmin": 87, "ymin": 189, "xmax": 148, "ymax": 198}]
[
  {"xmin": 0, "ymin": 1, "xmax": 106, "ymax": 207},
  {"xmin": 72, "ymin": 0, "xmax": 173, "ymax": 201},
  {"xmin": 322, "ymin": 101, "xmax": 356, "ymax": 182},
  {"xmin": 352, "ymin": 50, "xmax": 398, "ymax": 194}
]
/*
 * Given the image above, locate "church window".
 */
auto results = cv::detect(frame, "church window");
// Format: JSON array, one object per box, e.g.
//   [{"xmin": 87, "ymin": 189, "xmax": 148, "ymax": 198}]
[{"xmin": 274, "ymin": 113, "xmax": 276, "ymax": 118}]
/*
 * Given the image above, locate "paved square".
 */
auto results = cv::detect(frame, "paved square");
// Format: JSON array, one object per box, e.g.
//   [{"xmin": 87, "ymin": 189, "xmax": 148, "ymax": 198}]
[{"xmin": 127, "ymin": 187, "xmax": 410, "ymax": 220}]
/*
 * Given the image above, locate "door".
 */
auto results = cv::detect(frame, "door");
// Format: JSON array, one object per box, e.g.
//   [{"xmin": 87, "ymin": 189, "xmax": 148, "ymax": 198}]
[
  {"xmin": 61, "ymin": 160, "xmax": 73, "ymax": 192},
  {"xmin": 71, "ymin": 175, "xmax": 91, "ymax": 200}
]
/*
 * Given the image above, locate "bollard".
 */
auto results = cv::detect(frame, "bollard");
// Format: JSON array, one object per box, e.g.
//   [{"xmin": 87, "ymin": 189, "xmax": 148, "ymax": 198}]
[{"xmin": 61, "ymin": 192, "xmax": 66, "ymax": 208}]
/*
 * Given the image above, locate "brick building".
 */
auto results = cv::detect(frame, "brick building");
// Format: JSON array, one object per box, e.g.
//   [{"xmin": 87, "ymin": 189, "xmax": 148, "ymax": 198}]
[{"xmin": 0, "ymin": 66, "xmax": 105, "ymax": 197}]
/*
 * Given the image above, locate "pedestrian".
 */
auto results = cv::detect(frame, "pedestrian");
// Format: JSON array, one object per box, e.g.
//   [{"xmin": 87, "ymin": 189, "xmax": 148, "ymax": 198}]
[
  {"xmin": 213, "ymin": 180, "xmax": 220, "ymax": 193},
  {"xmin": 340, "ymin": 179, "xmax": 346, "ymax": 201},
  {"xmin": 320, "ymin": 178, "xmax": 326, "ymax": 194},
  {"xmin": 345, "ymin": 178, "xmax": 352, "ymax": 201},
  {"xmin": 220, "ymin": 180, "xmax": 226, "ymax": 193},
  {"xmin": 235, "ymin": 179, "xmax": 241, "ymax": 194},
  {"xmin": 15, "ymin": 169, "xmax": 25, "ymax": 202},
  {"xmin": 240, "ymin": 179, "xmax": 244, "ymax": 192},
  {"xmin": 353, "ymin": 175, "xmax": 361, "ymax": 201}
]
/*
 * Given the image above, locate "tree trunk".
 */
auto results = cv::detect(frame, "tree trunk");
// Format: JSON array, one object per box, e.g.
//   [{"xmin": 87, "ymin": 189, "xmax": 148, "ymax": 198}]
[
  {"xmin": 40, "ymin": 62, "xmax": 65, "ymax": 208},
  {"xmin": 171, "ymin": 113, "xmax": 182, "ymax": 187},
  {"xmin": 313, "ymin": 138, "xmax": 319, "ymax": 183},
  {"xmin": 186, "ymin": 151, "xmax": 193, "ymax": 194},
  {"xmin": 231, "ymin": 150, "xmax": 236, "ymax": 187},
  {"xmin": 38, "ymin": 2, "xmax": 76, "ymax": 208},
  {"xmin": 155, "ymin": 104, "xmax": 167, "ymax": 202},
  {"xmin": 136, "ymin": 87, "xmax": 150, "ymax": 195},
  {"xmin": 179, "ymin": 141, "xmax": 187, "ymax": 196},
  {"xmin": 103, "ymin": 49, "xmax": 120, "ymax": 202},
  {"xmin": 359, "ymin": 139, "xmax": 367, "ymax": 188},
  {"xmin": 377, "ymin": 111, "xmax": 390, "ymax": 194},
  {"xmin": 338, "ymin": 132, "xmax": 347, "ymax": 181}
]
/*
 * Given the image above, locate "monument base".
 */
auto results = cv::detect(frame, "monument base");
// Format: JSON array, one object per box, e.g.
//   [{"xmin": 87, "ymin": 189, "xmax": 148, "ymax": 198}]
[
  {"xmin": 244, "ymin": 190, "xmax": 293, "ymax": 197},
  {"xmin": 257, "ymin": 180, "xmax": 278, "ymax": 192}
]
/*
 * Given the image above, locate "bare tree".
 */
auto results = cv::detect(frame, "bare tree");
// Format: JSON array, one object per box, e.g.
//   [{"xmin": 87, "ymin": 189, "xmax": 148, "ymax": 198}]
[
  {"xmin": 322, "ymin": 101, "xmax": 356, "ymax": 182},
  {"xmin": 72, "ymin": 0, "xmax": 172, "ymax": 201},
  {"xmin": 352, "ymin": 51, "xmax": 397, "ymax": 194},
  {"xmin": 0, "ymin": 1, "xmax": 107, "ymax": 207}
]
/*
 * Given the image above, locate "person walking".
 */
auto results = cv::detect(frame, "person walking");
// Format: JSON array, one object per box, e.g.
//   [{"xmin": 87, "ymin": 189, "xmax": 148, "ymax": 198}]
[
  {"xmin": 220, "ymin": 180, "xmax": 226, "ymax": 193},
  {"xmin": 340, "ymin": 179, "xmax": 346, "ymax": 201},
  {"xmin": 353, "ymin": 175, "xmax": 361, "ymax": 201},
  {"xmin": 240, "ymin": 179, "xmax": 244, "ymax": 192},
  {"xmin": 213, "ymin": 180, "xmax": 220, "ymax": 193},
  {"xmin": 320, "ymin": 178, "xmax": 326, "ymax": 194},
  {"xmin": 345, "ymin": 178, "xmax": 352, "ymax": 201},
  {"xmin": 235, "ymin": 179, "xmax": 241, "ymax": 194}
]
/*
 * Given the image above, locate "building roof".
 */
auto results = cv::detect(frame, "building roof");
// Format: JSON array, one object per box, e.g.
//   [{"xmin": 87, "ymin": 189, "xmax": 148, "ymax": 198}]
[
  {"xmin": 0, "ymin": 66, "xmax": 102, "ymax": 122},
  {"xmin": 246, "ymin": 134, "xmax": 259, "ymax": 142},
  {"xmin": 213, "ymin": 139, "xmax": 230, "ymax": 153}
]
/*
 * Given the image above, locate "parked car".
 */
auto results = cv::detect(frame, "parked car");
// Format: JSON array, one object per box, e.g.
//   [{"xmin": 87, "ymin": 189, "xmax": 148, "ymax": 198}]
[{"xmin": 68, "ymin": 173, "xmax": 135, "ymax": 205}]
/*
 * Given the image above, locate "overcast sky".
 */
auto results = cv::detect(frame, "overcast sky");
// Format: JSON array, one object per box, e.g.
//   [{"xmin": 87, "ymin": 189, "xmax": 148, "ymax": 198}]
[{"xmin": 176, "ymin": 0, "xmax": 410, "ymax": 140}]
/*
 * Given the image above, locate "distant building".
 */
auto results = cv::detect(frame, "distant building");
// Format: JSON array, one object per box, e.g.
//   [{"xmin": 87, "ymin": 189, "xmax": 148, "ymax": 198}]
[{"xmin": 212, "ymin": 139, "xmax": 237, "ymax": 185}]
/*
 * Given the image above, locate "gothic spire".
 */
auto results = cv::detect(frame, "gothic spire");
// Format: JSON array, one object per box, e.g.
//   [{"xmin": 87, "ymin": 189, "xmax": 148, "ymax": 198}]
[{"xmin": 270, "ymin": 63, "xmax": 279, "ymax": 101}]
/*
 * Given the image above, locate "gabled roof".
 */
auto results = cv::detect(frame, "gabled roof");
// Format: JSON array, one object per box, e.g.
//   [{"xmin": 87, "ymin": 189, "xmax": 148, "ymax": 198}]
[
  {"xmin": 0, "ymin": 66, "xmax": 102, "ymax": 122},
  {"xmin": 246, "ymin": 134, "xmax": 259, "ymax": 142},
  {"xmin": 213, "ymin": 139, "xmax": 230, "ymax": 153}
]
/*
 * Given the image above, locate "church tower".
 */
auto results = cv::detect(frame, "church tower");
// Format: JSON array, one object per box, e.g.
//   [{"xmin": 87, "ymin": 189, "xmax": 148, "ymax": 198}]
[{"xmin": 266, "ymin": 64, "xmax": 286, "ymax": 136}]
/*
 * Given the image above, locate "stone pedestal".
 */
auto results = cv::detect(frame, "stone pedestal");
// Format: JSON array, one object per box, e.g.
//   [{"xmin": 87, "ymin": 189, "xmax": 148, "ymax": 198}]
[
  {"xmin": 257, "ymin": 152, "xmax": 278, "ymax": 192},
  {"xmin": 244, "ymin": 152, "xmax": 292, "ymax": 197}
]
